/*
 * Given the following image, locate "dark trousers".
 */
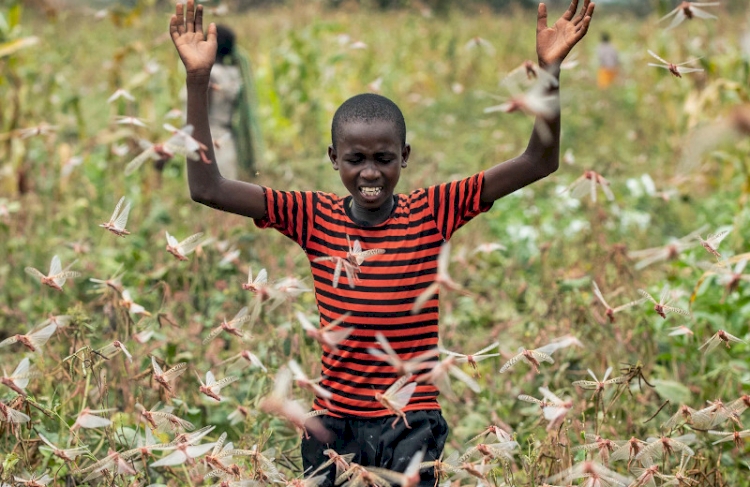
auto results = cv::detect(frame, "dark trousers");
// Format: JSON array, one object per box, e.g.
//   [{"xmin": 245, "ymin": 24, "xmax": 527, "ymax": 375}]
[{"xmin": 301, "ymin": 410, "xmax": 449, "ymax": 487}]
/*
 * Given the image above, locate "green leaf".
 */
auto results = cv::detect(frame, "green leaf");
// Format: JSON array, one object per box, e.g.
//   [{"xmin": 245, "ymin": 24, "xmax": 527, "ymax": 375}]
[
  {"xmin": 557, "ymin": 276, "xmax": 591, "ymax": 291},
  {"xmin": 652, "ymin": 379, "xmax": 692, "ymax": 405},
  {"xmin": 9, "ymin": 2, "xmax": 21, "ymax": 29},
  {"xmin": 0, "ymin": 12, "xmax": 8, "ymax": 36},
  {"xmin": 2, "ymin": 452, "xmax": 19, "ymax": 475}
]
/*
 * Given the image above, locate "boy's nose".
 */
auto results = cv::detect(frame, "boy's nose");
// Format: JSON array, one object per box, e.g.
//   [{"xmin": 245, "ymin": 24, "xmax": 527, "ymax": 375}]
[{"xmin": 360, "ymin": 162, "xmax": 380, "ymax": 180}]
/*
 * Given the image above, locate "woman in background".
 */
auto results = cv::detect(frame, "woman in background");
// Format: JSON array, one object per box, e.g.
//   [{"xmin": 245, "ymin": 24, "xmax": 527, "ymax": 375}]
[{"xmin": 209, "ymin": 24, "xmax": 263, "ymax": 179}]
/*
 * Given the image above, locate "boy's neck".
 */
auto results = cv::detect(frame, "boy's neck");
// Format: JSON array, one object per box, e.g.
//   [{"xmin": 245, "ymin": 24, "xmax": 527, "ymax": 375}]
[{"xmin": 348, "ymin": 196, "xmax": 395, "ymax": 227}]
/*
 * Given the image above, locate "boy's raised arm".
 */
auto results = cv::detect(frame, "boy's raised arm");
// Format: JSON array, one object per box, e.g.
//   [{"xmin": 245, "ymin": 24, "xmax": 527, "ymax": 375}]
[
  {"xmin": 480, "ymin": 0, "xmax": 594, "ymax": 203},
  {"xmin": 170, "ymin": 0, "xmax": 267, "ymax": 220}
]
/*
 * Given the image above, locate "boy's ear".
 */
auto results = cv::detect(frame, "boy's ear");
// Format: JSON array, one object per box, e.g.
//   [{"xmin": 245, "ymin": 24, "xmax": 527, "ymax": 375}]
[
  {"xmin": 328, "ymin": 145, "xmax": 339, "ymax": 170},
  {"xmin": 401, "ymin": 144, "xmax": 411, "ymax": 168}
]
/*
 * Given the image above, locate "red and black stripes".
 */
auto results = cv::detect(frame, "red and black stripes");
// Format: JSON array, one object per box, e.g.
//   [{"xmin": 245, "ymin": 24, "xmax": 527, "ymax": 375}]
[{"xmin": 254, "ymin": 172, "xmax": 492, "ymax": 417}]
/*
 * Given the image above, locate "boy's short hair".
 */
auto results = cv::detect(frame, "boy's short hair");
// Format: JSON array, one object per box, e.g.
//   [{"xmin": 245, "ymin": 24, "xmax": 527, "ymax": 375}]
[{"xmin": 331, "ymin": 93, "xmax": 406, "ymax": 149}]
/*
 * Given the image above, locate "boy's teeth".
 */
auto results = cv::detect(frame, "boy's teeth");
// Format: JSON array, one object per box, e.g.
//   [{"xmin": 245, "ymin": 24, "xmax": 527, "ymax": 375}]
[{"xmin": 360, "ymin": 187, "xmax": 382, "ymax": 197}]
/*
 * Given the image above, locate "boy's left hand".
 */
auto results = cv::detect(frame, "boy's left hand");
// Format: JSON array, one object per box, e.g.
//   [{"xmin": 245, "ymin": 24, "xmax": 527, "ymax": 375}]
[{"xmin": 536, "ymin": 0, "xmax": 595, "ymax": 69}]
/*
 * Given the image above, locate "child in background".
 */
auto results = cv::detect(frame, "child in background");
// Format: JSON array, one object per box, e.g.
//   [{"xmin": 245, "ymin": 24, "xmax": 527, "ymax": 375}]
[
  {"xmin": 170, "ymin": 0, "xmax": 594, "ymax": 485},
  {"xmin": 597, "ymin": 31, "xmax": 619, "ymax": 89}
]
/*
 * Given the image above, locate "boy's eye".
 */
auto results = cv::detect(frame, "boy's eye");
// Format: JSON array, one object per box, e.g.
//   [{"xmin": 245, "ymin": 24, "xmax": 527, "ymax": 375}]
[{"xmin": 345, "ymin": 156, "xmax": 393, "ymax": 164}]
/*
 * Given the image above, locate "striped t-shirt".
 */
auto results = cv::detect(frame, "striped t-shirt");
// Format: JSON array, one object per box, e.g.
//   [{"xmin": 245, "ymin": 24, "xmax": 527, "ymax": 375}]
[{"xmin": 254, "ymin": 172, "xmax": 493, "ymax": 418}]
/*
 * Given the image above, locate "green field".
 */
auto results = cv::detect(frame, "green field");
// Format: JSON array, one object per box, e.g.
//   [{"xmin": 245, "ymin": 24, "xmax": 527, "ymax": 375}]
[{"xmin": 0, "ymin": 1, "xmax": 749, "ymax": 485}]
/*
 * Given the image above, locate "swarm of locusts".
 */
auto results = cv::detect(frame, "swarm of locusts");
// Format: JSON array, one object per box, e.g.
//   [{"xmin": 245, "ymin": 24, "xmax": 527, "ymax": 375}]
[{"xmin": 1, "ymin": 1, "xmax": 749, "ymax": 486}]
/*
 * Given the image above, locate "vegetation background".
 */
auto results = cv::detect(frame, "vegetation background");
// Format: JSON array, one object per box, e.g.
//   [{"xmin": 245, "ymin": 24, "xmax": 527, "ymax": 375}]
[{"xmin": 0, "ymin": 0, "xmax": 748, "ymax": 485}]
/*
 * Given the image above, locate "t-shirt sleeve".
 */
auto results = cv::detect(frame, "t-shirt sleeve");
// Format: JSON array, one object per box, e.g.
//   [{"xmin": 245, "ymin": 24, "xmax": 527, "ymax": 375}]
[
  {"xmin": 253, "ymin": 187, "xmax": 315, "ymax": 249},
  {"xmin": 426, "ymin": 171, "xmax": 494, "ymax": 241}
]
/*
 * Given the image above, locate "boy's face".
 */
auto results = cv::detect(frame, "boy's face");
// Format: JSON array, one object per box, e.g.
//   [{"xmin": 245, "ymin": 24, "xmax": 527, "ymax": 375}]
[{"xmin": 328, "ymin": 119, "xmax": 410, "ymax": 210}]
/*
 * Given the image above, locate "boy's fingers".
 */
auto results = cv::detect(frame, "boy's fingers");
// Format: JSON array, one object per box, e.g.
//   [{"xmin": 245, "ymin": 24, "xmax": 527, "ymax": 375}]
[
  {"xmin": 573, "ymin": 1, "xmax": 592, "ymax": 26},
  {"xmin": 173, "ymin": 3, "xmax": 185, "ymax": 36},
  {"xmin": 186, "ymin": 0, "xmax": 195, "ymax": 33},
  {"xmin": 587, "ymin": 2, "xmax": 596, "ymax": 19},
  {"xmin": 576, "ymin": 3, "xmax": 594, "ymax": 33},
  {"xmin": 576, "ymin": 0, "xmax": 591, "ymax": 20},
  {"xmin": 580, "ymin": 15, "xmax": 592, "ymax": 34},
  {"xmin": 169, "ymin": 15, "xmax": 181, "ymax": 40},
  {"xmin": 575, "ymin": 15, "xmax": 592, "ymax": 38},
  {"xmin": 195, "ymin": 5, "xmax": 203, "ymax": 36},
  {"xmin": 577, "ymin": 0, "xmax": 591, "ymax": 21},
  {"xmin": 537, "ymin": 3, "xmax": 548, "ymax": 32},
  {"xmin": 206, "ymin": 22, "xmax": 218, "ymax": 44},
  {"xmin": 563, "ymin": 0, "xmax": 578, "ymax": 20}
]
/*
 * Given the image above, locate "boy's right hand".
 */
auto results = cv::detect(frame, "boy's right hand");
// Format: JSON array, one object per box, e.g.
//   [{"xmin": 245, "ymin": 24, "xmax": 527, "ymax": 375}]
[{"xmin": 170, "ymin": 0, "xmax": 217, "ymax": 82}]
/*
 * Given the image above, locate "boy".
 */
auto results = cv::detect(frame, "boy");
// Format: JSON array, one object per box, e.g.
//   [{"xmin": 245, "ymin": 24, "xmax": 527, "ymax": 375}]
[{"xmin": 170, "ymin": 0, "xmax": 594, "ymax": 485}]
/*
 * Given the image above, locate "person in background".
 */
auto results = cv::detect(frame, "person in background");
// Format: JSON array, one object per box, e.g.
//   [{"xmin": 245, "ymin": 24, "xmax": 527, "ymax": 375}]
[
  {"xmin": 596, "ymin": 31, "xmax": 619, "ymax": 89},
  {"xmin": 209, "ymin": 24, "xmax": 262, "ymax": 179}
]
